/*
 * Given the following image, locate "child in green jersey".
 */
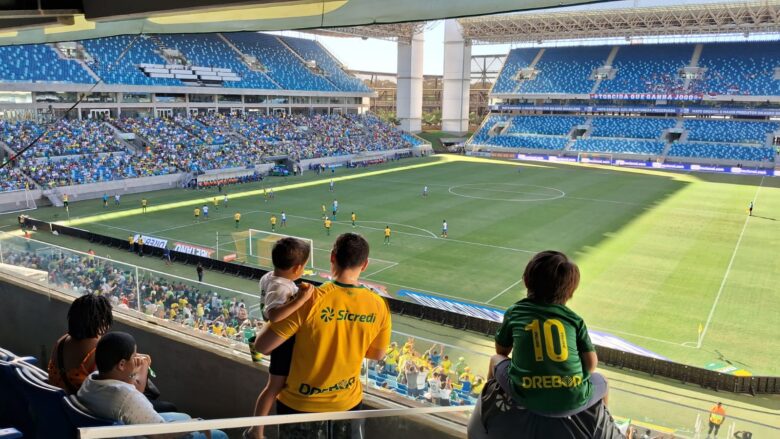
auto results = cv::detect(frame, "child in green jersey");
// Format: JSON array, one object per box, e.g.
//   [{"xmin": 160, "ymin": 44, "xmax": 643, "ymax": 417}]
[{"xmin": 492, "ymin": 250, "xmax": 607, "ymax": 416}]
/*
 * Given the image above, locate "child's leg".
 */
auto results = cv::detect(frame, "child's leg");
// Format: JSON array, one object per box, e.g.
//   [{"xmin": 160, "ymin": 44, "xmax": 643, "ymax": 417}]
[{"xmin": 248, "ymin": 374, "xmax": 286, "ymax": 439}]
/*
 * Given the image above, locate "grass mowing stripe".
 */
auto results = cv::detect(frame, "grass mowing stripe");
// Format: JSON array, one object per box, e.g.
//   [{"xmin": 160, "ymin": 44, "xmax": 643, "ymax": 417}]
[{"xmin": 696, "ymin": 176, "xmax": 765, "ymax": 348}]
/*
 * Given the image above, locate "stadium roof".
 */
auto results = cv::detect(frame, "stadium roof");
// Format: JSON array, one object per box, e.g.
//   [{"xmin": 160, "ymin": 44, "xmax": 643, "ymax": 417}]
[
  {"xmin": 458, "ymin": 1, "xmax": 780, "ymax": 44},
  {"xmin": 0, "ymin": 0, "xmax": 613, "ymax": 46}
]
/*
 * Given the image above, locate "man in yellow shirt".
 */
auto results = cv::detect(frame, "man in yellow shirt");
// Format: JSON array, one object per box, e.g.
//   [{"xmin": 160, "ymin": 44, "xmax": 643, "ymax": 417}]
[
  {"xmin": 384, "ymin": 342, "xmax": 399, "ymax": 375},
  {"xmin": 63, "ymin": 194, "xmax": 69, "ymax": 210},
  {"xmin": 270, "ymin": 215, "xmax": 277, "ymax": 232},
  {"xmin": 234, "ymin": 212, "xmax": 241, "ymax": 229},
  {"xmin": 441, "ymin": 355, "xmax": 452, "ymax": 375},
  {"xmin": 351, "ymin": 212, "xmax": 357, "ymax": 228},
  {"xmin": 324, "ymin": 217, "xmax": 332, "ymax": 236},
  {"xmin": 141, "ymin": 198, "xmax": 148, "ymax": 213},
  {"xmin": 254, "ymin": 233, "xmax": 391, "ymax": 436},
  {"xmin": 194, "ymin": 208, "xmax": 200, "ymax": 222},
  {"xmin": 384, "ymin": 225, "xmax": 391, "ymax": 245}
]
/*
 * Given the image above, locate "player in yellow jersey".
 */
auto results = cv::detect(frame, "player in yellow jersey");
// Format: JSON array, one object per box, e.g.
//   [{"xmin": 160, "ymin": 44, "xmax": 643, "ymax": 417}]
[
  {"xmin": 351, "ymin": 212, "xmax": 356, "ymax": 228},
  {"xmin": 321, "ymin": 204, "xmax": 327, "ymax": 220},
  {"xmin": 384, "ymin": 225, "xmax": 391, "ymax": 245},
  {"xmin": 270, "ymin": 214, "xmax": 277, "ymax": 232},
  {"xmin": 194, "ymin": 208, "xmax": 200, "ymax": 222},
  {"xmin": 324, "ymin": 217, "xmax": 332, "ymax": 236},
  {"xmin": 63, "ymin": 194, "xmax": 69, "ymax": 210},
  {"xmin": 141, "ymin": 198, "xmax": 148, "ymax": 213},
  {"xmin": 213, "ymin": 196, "xmax": 219, "ymax": 210},
  {"xmin": 234, "ymin": 212, "xmax": 241, "ymax": 228}
]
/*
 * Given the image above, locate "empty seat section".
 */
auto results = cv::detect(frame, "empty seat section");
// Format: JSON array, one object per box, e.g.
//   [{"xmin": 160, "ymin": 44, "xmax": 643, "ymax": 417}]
[
  {"xmin": 668, "ymin": 142, "xmax": 774, "ymax": 162},
  {"xmin": 81, "ymin": 35, "xmax": 181, "ymax": 86},
  {"xmin": 280, "ymin": 36, "xmax": 371, "ymax": 92},
  {"xmin": 695, "ymin": 42, "xmax": 780, "ymax": 96},
  {"xmin": 0, "ymin": 44, "xmax": 93, "ymax": 84},
  {"xmin": 590, "ymin": 117, "xmax": 676, "ymax": 139},
  {"xmin": 516, "ymin": 46, "xmax": 610, "ymax": 94},
  {"xmin": 224, "ymin": 32, "xmax": 337, "ymax": 91},
  {"xmin": 683, "ymin": 119, "xmax": 778, "ymax": 144},
  {"xmin": 598, "ymin": 44, "xmax": 692, "ymax": 94},
  {"xmin": 571, "ymin": 138, "xmax": 666, "ymax": 155},
  {"xmin": 492, "ymin": 49, "xmax": 538, "ymax": 93}
]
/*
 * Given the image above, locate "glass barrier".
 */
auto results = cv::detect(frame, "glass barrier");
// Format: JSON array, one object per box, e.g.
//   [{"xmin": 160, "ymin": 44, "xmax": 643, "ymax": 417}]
[{"xmin": 2, "ymin": 232, "xmax": 778, "ymax": 438}]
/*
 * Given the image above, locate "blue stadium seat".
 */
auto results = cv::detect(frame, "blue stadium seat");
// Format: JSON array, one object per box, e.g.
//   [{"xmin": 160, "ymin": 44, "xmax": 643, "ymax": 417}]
[
  {"xmin": 280, "ymin": 36, "xmax": 371, "ymax": 92},
  {"xmin": 572, "ymin": 138, "xmax": 666, "ymax": 155},
  {"xmin": 493, "ymin": 49, "xmax": 538, "ymax": 94},
  {"xmin": 696, "ymin": 42, "xmax": 780, "ymax": 96},
  {"xmin": 14, "ymin": 366, "xmax": 75, "ymax": 439},
  {"xmin": 61, "ymin": 395, "xmax": 120, "ymax": 431},
  {"xmin": 667, "ymin": 142, "xmax": 774, "ymax": 162},
  {"xmin": 0, "ymin": 429, "xmax": 21, "ymax": 439},
  {"xmin": 683, "ymin": 119, "xmax": 779, "ymax": 144},
  {"xmin": 590, "ymin": 117, "xmax": 676, "ymax": 139},
  {"xmin": 598, "ymin": 44, "xmax": 692, "ymax": 94},
  {"xmin": 0, "ymin": 361, "xmax": 34, "ymax": 437},
  {"xmin": 508, "ymin": 46, "xmax": 610, "ymax": 94}
]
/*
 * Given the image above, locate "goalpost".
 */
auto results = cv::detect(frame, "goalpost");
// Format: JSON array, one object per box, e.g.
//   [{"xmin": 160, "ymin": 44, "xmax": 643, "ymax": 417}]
[
  {"xmin": 237, "ymin": 229, "xmax": 315, "ymax": 271},
  {"xmin": 577, "ymin": 152, "xmax": 613, "ymax": 165},
  {"xmin": 0, "ymin": 188, "xmax": 37, "ymax": 215}
]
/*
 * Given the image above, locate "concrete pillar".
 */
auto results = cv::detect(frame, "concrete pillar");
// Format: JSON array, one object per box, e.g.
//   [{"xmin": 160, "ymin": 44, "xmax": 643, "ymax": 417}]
[
  {"xmin": 396, "ymin": 31, "xmax": 424, "ymax": 133},
  {"xmin": 442, "ymin": 19, "xmax": 471, "ymax": 134}
]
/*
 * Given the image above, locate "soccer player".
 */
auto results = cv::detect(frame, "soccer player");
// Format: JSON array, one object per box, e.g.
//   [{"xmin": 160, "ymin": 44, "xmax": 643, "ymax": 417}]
[
  {"xmin": 141, "ymin": 198, "xmax": 148, "ymax": 213},
  {"xmin": 423, "ymin": 186, "xmax": 428, "ymax": 197},
  {"xmin": 441, "ymin": 220, "xmax": 448, "ymax": 238},
  {"xmin": 271, "ymin": 214, "xmax": 277, "ymax": 232},
  {"xmin": 269, "ymin": 188, "xmax": 275, "ymax": 200},
  {"xmin": 114, "ymin": 194, "xmax": 120, "ymax": 206},
  {"xmin": 281, "ymin": 211, "xmax": 287, "ymax": 228},
  {"xmin": 234, "ymin": 212, "xmax": 241, "ymax": 229},
  {"xmin": 223, "ymin": 194, "xmax": 228, "ymax": 208},
  {"xmin": 263, "ymin": 188, "xmax": 268, "ymax": 202},
  {"xmin": 194, "ymin": 207, "xmax": 201, "ymax": 222},
  {"xmin": 332, "ymin": 199, "xmax": 338, "ymax": 219},
  {"xmin": 384, "ymin": 225, "xmax": 391, "ymax": 245},
  {"xmin": 102, "ymin": 193, "xmax": 108, "ymax": 208},
  {"xmin": 321, "ymin": 204, "xmax": 327, "ymax": 220},
  {"xmin": 324, "ymin": 216, "xmax": 332, "ymax": 236},
  {"xmin": 63, "ymin": 194, "xmax": 69, "ymax": 210},
  {"xmin": 329, "ymin": 179, "xmax": 334, "ymax": 192},
  {"xmin": 351, "ymin": 212, "xmax": 356, "ymax": 228},
  {"xmin": 203, "ymin": 204, "xmax": 209, "ymax": 220},
  {"xmin": 213, "ymin": 197, "xmax": 219, "ymax": 209},
  {"xmin": 748, "ymin": 201, "xmax": 753, "ymax": 216}
]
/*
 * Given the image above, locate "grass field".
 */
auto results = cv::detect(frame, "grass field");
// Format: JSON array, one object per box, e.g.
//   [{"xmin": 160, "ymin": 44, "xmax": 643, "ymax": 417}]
[{"xmin": 3, "ymin": 155, "xmax": 779, "ymax": 376}]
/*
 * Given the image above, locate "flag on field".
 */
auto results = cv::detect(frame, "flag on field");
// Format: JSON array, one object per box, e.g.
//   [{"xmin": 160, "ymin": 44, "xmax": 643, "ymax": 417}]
[{"xmin": 698, "ymin": 323, "xmax": 703, "ymax": 335}]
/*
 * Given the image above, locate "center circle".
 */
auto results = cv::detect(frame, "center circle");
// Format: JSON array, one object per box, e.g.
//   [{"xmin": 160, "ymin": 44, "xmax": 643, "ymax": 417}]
[{"xmin": 448, "ymin": 183, "xmax": 565, "ymax": 202}]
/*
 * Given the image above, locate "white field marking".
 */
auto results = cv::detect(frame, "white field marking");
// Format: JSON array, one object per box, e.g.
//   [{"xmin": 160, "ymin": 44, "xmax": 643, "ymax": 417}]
[
  {"xmin": 360, "ymin": 276, "xmax": 498, "ymax": 306},
  {"xmin": 588, "ymin": 325, "xmax": 693, "ymax": 348},
  {"xmin": 697, "ymin": 176, "xmax": 765, "ymax": 348},
  {"xmin": 564, "ymin": 196, "xmax": 641, "ymax": 206},
  {"xmin": 448, "ymin": 183, "xmax": 566, "ymax": 202},
  {"xmin": 486, "ymin": 279, "xmax": 524, "ymax": 304},
  {"xmin": 150, "ymin": 210, "xmax": 266, "ymax": 234},
  {"xmin": 353, "ymin": 220, "xmax": 438, "ymax": 238},
  {"xmin": 363, "ymin": 262, "xmax": 399, "ymax": 278}
]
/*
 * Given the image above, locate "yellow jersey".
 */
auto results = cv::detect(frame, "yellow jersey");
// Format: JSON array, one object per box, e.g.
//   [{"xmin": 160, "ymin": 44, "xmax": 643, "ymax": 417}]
[
  {"xmin": 321, "ymin": 205, "xmax": 326, "ymax": 212},
  {"xmin": 325, "ymin": 219, "xmax": 332, "ymax": 228},
  {"xmin": 142, "ymin": 199, "xmax": 147, "ymax": 206},
  {"xmin": 213, "ymin": 198, "xmax": 218, "ymax": 206},
  {"xmin": 271, "ymin": 216, "xmax": 277, "ymax": 225},
  {"xmin": 351, "ymin": 213, "xmax": 356, "ymax": 221},
  {"xmin": 194, "ymin": 208, "xmax": 200, "ymax": 216},
  {"xmin": 234, "ymin": 213, "xmax": 241, "ymax": 221},
  {"xmin": 384, "ymin": 227, "xmax": 391, "ymax": 237},
  {"xmin": 270, "ymin": 281, "xmax": 392, "ymax": 412}
]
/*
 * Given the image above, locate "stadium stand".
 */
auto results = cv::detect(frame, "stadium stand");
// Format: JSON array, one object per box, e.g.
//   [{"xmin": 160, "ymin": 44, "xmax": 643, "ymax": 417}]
[
  {"xmin": 224, "ymin": 32, "xmax": 338, "ymax": 91},
  {"xmin": 667, "ymin": 142, "xmax": 775, "ymax": 162},
  {"xmin": 491, "ymin": 49, "xmax": 538, "ymax": 94},
  {"xmin": 590, "ymin": 117, "xmax": 676, "ymax": 139},
  {"xmin": 514, "ymin": 46, "xmax": 610, "ymax": 94},
  {"xmin": 695, "ymin": 42, "xmax": 780, "ymax": 96},
  {"xmin": 0, "ymin": 44, "xmax": 94, "ymax": 84},
  {"xmin": 1, "ymin": 120, "xmax": 125, "ymax": 157},
  {"xmin": 683, "ymin": 119, "xmax": 779, "ymax": 144},
  {"xmin": 598, "ymin": 44, "xmax": 692, "ymax": 94},
  {"xmin": 81, "ymin": 35, "xmax": 182, "ymax": 86},
  {"xmin": 279, "ymin": 36, "xmax": 372, "ymax": 93},
  {"xmin": 0, "ymin": 168, "xmax": 30, "ymax": 193},
  {"xmin": 155, "ymin": 34, "xmax": 279, "ymax": 90},
  {"xmin": 506, "ymin": 115, "xmax": 583, "ymax": 136},
  {"xmin": 571, "ymin": 138, "xmax": 666, "ymax": 155},
  {"xmin": 480, "ymin": 134, "xmax": 569, "ymax": 150}
]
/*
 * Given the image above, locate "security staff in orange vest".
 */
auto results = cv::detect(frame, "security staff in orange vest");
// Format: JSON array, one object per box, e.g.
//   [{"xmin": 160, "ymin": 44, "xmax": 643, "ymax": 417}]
[{"xmin": 707, "ymin": 402, "xmax": 726, "ymax": 438}]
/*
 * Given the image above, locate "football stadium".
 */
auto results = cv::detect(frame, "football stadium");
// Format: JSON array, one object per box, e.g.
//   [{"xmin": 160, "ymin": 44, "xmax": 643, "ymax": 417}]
[{"xmin": 0, "ymin": 1, "xmax": 778, "ymax": 438}]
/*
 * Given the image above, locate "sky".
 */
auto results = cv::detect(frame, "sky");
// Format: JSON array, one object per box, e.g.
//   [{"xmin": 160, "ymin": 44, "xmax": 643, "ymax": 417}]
[{"xmin": 273, "ymin": 0, "xmax": 762, "ymax": 76}]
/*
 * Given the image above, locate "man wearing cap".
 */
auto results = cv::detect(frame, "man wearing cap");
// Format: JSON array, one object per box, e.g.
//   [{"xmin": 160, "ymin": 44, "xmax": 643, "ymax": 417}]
[{"xmin": 707, "ymin": 402, "xmax": 726, "ymax": 438}]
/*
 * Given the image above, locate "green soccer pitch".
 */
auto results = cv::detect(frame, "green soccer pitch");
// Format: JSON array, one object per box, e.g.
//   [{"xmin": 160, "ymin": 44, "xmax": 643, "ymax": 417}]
[{"xmin": 4, "ymin": 155, "xmax": 779, "ymax": 375}]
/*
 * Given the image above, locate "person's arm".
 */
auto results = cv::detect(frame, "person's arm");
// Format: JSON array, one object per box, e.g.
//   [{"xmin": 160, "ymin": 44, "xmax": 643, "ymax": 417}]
[
  {"xmin": 132, "ymin": 354, "xmax": 151, "ymax": 393},
  {"xmin": 494, "ymin": 308, "xmax": 514, "ymax": 356},
  {"xmin": 365, "ymin": 301, "xmax": 392, "ymax": 361},
  {"xmin": 254, "ymin": 297, "xmax": 309, "ymax": 355},
  {"xmin": 580, "ymin": 351, "xmax": 598, "ymax": 373},
  {"xmin": 266, "ymin": 283, "xmax": 313, "ymax": 323}
]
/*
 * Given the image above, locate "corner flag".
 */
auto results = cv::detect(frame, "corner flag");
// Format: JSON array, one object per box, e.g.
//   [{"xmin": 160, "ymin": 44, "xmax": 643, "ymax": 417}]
[{"xmin": 698, "ymin": 323, "xmax": 703, "ymax": 335}]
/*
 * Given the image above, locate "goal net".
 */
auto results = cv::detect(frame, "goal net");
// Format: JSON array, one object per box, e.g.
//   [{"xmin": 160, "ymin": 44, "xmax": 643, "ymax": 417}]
[
  {"xmin": 577, "ymin": 153, "xmax": 613, "ymax": 165},
  {"xmin": 0, "ymin": 189, "xmax": 37, "ymax": 214},
  {"xmin": 232, "ymin": 229, "xmax": 314, "ymax": 271}
]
